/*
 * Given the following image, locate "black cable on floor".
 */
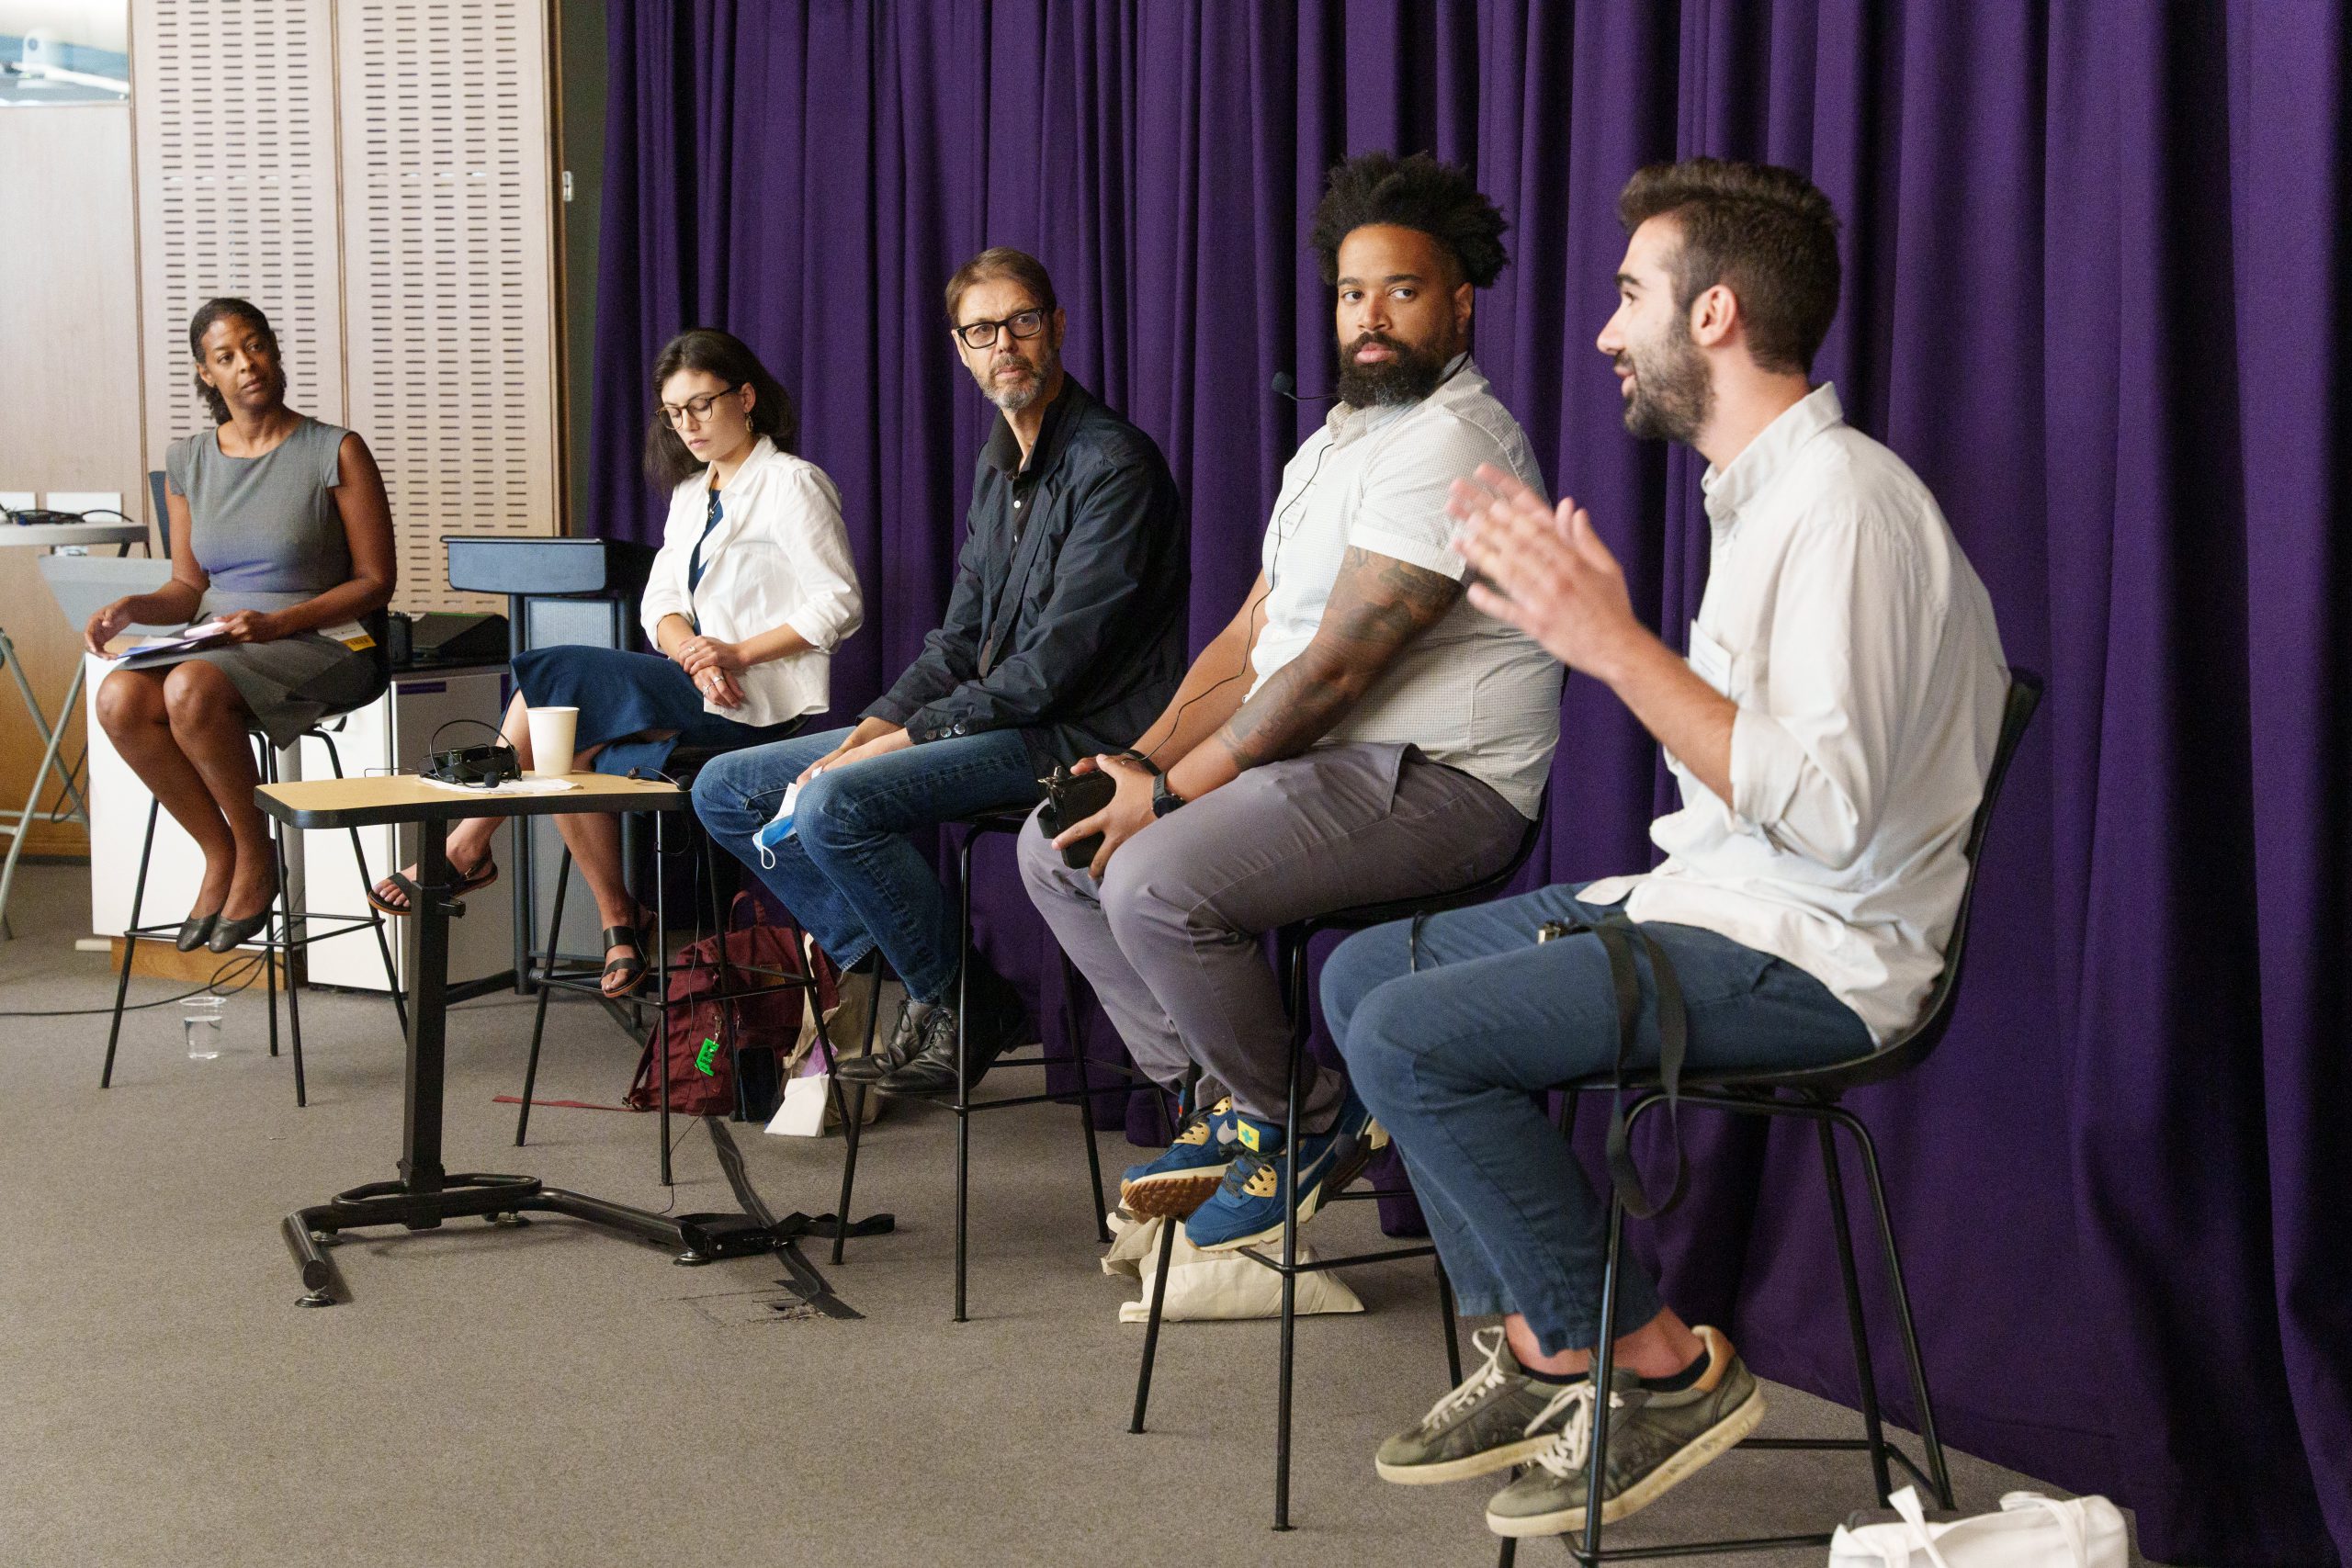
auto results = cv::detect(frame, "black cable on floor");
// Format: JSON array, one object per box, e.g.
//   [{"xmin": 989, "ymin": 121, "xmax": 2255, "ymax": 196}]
[{"xmin": 0, "ymin": 948, "xmax": 267, "ymax": 1018}]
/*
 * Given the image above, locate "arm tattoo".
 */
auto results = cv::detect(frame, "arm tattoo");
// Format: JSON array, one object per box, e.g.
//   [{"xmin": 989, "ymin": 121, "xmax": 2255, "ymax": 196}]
[{"xmin": 1215, "ymin": 547, "xmax": 1463, "ymax": 769}]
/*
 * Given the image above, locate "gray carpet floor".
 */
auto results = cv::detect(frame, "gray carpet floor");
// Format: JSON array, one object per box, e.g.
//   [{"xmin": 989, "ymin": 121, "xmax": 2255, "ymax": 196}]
[{"xmin": 0, "ymin": 862, "xmax": 2154, "ymax": 1568}]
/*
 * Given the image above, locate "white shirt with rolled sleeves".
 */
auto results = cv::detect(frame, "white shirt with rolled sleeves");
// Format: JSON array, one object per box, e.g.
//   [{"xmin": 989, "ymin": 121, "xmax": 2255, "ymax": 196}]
[
  {"xmin": 1580, "ymin": 384, "xmax": 2008, "ymax": 1043},
  {"xmin": 1249, "ymin": 355, "xmax": 1563, "ymax": 817},
  {"xmin": 639, "ymin": 436, "xmax": 864, "ymax": 731}
]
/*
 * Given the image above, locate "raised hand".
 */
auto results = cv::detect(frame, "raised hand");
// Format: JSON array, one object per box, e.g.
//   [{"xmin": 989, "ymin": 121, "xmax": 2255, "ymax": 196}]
[{"xmin": 1447, "ymin": 463, "xmax": 1639, "ymax": 680}]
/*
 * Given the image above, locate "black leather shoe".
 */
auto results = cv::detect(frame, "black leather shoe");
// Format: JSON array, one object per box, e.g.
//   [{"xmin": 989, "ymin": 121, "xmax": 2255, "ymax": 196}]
[
  {"xmin": 874, "ymin": 966, "xmax": 1027, "ymax": 1100},
  {"xmin": 833, "ymin": 992, "xmax": 928, "ymax": 1086},
  {"xmin": 175, "ymin": 912, "xmax": 220, "ymax": 953},
  {"xmin": 207, "ymin": 908, "xmax": 272, "ymax": 953}
]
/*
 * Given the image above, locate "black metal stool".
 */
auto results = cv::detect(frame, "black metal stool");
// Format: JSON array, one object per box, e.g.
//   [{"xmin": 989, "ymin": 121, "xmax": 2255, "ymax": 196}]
[
  {"xmin": 1129, "ymin": 795, "xmax": 1552, "ymax": 1530},
  {"xmin": 831, "ymin": 805, "xmax": 1159, "ymax": 1320},
  {"xmin": 1495, "ymin": 671, "xmax": 2041, "ymax": 1566},
  {"xmin": 101, "ymin": 721, "xmax": 409, "ymax": 1108}
]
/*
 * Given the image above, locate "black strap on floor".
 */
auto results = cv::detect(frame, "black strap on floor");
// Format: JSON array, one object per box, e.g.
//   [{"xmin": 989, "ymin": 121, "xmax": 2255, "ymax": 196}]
[
  {"xmin": 704, "ymin": 1117, "xmax": 863, "ymax": 1320},
  {"xmin": 1539, "ymin": 912, "xmax": 1689, "ymax": 1221}
]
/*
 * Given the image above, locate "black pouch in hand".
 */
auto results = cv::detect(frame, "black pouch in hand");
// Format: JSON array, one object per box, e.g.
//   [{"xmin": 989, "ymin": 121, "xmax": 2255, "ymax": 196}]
[{"xmin": 1035, "ymin": 763, "xmax": 1119, "ymax": 869}]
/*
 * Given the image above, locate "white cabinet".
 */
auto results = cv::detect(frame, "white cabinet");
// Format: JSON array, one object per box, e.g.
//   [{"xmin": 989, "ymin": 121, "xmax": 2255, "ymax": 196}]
[{"xmin": 85, "ymin": 659, "xmax": 514, "ymax": 994}]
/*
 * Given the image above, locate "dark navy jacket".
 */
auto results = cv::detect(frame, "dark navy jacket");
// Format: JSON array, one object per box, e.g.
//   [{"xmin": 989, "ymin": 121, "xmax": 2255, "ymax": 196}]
[{"xmin": 865, "ymin": 377, "xmax": 1187, "ymax": 773}]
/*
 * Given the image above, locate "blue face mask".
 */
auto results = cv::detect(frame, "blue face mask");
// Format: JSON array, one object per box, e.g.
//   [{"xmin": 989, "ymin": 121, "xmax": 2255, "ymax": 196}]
[{"xmin": 753, "ymin": 776, "xmax": 808, "ymax": 869}]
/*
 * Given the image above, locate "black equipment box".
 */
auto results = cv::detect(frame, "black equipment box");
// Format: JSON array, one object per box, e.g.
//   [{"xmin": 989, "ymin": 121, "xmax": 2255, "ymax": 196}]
[{"xmin": 388, "ymin": 612, "xmax": 511, "ymax": 671}]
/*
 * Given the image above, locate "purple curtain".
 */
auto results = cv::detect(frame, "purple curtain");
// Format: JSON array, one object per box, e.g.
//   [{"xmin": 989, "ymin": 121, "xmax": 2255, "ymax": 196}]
[{"xmin": 586, "ymin": 5, "xmax": 2350, "ymax": 1562}]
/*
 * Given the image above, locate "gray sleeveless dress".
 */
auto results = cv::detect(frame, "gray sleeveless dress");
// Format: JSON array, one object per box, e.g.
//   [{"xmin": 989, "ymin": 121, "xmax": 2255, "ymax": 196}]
[{"xmin": 162, "ymin": 416, "xmax": 387, "ymax": 745}]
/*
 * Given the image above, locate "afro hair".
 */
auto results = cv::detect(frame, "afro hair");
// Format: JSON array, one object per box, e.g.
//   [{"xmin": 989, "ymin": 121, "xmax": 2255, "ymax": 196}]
[{"xmin": 1308, "ymin": 151, "xmax": 1510, "ymax": 290}]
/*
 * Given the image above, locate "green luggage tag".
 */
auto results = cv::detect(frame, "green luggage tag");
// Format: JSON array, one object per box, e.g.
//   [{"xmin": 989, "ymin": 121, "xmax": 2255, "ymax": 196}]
[{"xmin": 695, "ymin": 1038, "xmax": 719, "ymax": 1076}]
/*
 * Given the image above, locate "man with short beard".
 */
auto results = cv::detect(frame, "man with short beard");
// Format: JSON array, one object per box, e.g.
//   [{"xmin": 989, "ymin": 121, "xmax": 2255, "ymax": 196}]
[
  {"xmin": 695, "ymin": 247, "xmax": 1186, "ymax": 1097},
  {"xmin": 1322, "ymin": 159, "xmax": 2008, "ymax": 1540},
  {"xmin": 1018, "ymin": 152, "xmax": 1562, "ymax": 1253}
]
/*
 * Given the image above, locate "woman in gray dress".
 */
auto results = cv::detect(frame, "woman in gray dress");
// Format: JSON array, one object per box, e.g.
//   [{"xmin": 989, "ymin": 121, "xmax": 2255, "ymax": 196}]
[{"xmin": 85, "ymin": 298, "xmax": 398, "ymax": 953}]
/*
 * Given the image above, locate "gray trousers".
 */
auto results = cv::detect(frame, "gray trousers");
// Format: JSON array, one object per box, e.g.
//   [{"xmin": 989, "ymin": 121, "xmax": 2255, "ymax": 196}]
[{"xmin": 1016, "ymin": 741, "xmax": 1528, "ymax": 1128}]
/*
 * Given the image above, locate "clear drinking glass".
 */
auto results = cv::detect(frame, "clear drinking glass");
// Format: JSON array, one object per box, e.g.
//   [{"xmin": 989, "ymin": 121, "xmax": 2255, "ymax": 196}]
[{"xmin": 183, "ymin": 993, "xmax": 225, "ymax": 1059}]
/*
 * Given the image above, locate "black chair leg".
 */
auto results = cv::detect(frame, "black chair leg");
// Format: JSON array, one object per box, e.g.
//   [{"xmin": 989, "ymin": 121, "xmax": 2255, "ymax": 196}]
[
  {"xmin": 100, "ymin": 799, "xmax": 161, "ymax": 1088},
  {"xmin": 316, "ymin": 729, "xmax": 406, "ymax": 1038},
  {"xmin": 1272, "ymin": 929, "xmax": 1310, "ymax": 1531},
  {"xmin": 831, "ymin": 964, "xmax": 885, "ymax": 1265},
  {"xmin": 952, "ymin": 829, "xmax": 978, "ymax": 1323},
  {"xmin": 271, "ymin": 800, "xmax": 307, "ymax": 1109},
  {"xmin": 514, "ymin": 846, "xmax": 572, "ymax": 1147},
  {"xmin": 1574, "ymin": 1192, "xmax": 1632, "ymax": 1564},
  {"xmin": 1128, "ymin": 1213, "xmax": 1179, "ymax": 1433},
  {"xmin": 1436, "ymin": 1256, "xmax": 1464, "ymax": 1387},
  {"xmin": 1060, "ymin": 949, "xmax": 1110, "ymax": 1244},
  {"xmin": 1130, "ymin": 1063, "xmax": 1197, "ymax": 1435},
  {"xmin": 1841, "ymin": 1108, "xmax": 1955, "ymax": 1507},
  {"xmin": 1819, "ymin": 1118, "xmax": 1893, "ymax": 1503}
]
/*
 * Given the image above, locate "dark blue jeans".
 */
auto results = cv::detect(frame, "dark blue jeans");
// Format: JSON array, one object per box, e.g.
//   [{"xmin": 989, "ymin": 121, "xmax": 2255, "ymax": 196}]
[
  {"xmin": 692, "ymin": 726, "xmax": 1040, "ymax": 1003},
  {"xmin": 1323, "ymin": 883, "xmax": 1871, "ymax": 1356}
]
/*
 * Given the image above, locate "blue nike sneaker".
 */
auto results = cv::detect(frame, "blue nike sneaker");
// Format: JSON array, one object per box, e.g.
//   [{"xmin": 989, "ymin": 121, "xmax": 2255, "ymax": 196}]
[
  {"xmin": 1182, "ymin": 1087, "xmax": 1385, "ymax": 1252},
  {"xmin": 1120, "ymin": 1094, "xmax": 1237, "ymax": 1220}
]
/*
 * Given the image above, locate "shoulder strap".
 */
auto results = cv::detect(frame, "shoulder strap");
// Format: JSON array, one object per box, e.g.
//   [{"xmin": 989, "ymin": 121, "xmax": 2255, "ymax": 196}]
[{"xmin": 1543, "ymin": 910, "xmax": 1689, "ymax": 1220}]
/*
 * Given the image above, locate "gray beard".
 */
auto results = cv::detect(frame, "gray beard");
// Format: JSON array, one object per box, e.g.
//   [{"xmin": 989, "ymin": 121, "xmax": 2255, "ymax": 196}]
[{"xmin": 983, "ymin": 354, "xmax": 1056, "ymax": 412}]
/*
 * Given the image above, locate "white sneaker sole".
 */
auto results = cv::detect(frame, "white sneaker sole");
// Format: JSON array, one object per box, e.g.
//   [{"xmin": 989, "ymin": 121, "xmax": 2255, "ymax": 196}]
[
  {"xmin": 1376, "ymin": 1431, "xmax": 1556, "ymax": 1485},
  {"xmin": 1118, "ymin": 1164, "xmax": 1232, "ymax": 1220},
  {"xmin": 1485, "ymin": 1383, "xmax": 1767, "ymax": 1539}
]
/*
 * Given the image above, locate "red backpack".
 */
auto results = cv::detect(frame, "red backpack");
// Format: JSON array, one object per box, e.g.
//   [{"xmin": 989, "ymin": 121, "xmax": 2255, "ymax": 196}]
[{"xmin": 627, "ymin": 894, "xmax": 839, "ymax": 1118}]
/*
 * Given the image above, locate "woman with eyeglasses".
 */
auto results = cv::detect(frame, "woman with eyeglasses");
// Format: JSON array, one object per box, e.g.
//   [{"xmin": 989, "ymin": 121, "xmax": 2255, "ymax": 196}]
[{"xmin": 370, "ymin": 328, "xmax": 862, "ymax": 998}]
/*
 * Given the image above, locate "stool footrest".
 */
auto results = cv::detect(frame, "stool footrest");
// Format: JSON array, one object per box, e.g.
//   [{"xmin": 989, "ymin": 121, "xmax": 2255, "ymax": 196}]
[{"xmin": 1233, "ymin": 1240, "xmax": 1436, "ymax": 1275}]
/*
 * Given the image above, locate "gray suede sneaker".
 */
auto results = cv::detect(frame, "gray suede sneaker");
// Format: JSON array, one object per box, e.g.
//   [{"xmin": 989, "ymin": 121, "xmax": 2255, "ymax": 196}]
[
  {"xmin": 1485, "ymin": 1326, "xmax": 1765, "ymax": 1539},
  {"xmin": 1375, "ymin": 1327, "xmax": 1580, "ymax": 1484}
]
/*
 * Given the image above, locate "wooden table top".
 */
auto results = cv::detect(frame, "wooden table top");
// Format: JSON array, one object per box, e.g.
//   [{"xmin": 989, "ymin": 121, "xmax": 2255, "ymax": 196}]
[{"xmin": 258, "ymin": 771, "xmax": 685, "ymax": 829}]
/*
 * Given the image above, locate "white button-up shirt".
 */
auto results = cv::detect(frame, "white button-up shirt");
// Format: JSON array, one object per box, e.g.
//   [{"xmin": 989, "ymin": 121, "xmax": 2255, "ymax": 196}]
[
  {"xmin": 639, "ymin": 437, "xmax": 864, "ymax": 731},
  {"xmin": 1582, "ymin": 385, "xmax": 2007, "ymax": 1043},
  {"xmin": 1249, "ymin": 356, "xmax": 1563, "ymax": 816}
]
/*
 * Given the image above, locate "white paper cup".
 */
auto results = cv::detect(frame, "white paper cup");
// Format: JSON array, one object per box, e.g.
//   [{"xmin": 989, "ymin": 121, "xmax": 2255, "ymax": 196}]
[{"xmin": 524, "ymin": 705, "xmax": 579, "ymax": 778}]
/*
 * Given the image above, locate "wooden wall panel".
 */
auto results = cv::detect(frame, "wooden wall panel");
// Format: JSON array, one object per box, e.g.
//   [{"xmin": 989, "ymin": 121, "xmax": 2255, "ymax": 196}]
[
  {"xmin": 132, "ymin": 0, "xmax": 345, "ymax": 466},
  {"xmin": 340, "ymin": 0, "xmax": 561, "ymax": 614}
]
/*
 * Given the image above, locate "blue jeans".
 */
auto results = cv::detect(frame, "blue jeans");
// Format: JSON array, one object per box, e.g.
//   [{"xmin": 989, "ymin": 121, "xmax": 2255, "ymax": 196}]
[
  {"xmin": 692, "ymin": 726, "xmax": 1041, "ymax": 1002},
  {"xmin": 1323, "ymin": 883, "xmax": 1871, "ymax": 1356}
]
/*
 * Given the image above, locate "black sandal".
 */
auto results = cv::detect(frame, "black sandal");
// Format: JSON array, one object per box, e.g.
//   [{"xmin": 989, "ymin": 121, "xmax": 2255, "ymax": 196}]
[
  {"xmin": 601, "ymin": 921, "xmax": 650, "ymax": 998},
  {"xmin": 368, "ymin": 854, "xmax": 497, "ymax": 916}
]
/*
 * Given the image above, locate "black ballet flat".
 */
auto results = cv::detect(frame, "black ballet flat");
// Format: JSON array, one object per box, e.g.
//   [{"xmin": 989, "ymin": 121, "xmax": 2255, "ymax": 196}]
[
  {"xmin": 207, "ymin": 909, "xmax": 272, "ymax": 953},
  {"xmin": 175, "ymin": 912, "xmax": 220, "ymax": 953}
]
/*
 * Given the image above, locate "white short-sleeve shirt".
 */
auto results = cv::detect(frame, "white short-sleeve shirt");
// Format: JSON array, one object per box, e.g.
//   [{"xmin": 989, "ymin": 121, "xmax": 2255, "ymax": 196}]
[{"xmin": 1248, "ymin": 356, "xmax": 1562, "ymax": 816}]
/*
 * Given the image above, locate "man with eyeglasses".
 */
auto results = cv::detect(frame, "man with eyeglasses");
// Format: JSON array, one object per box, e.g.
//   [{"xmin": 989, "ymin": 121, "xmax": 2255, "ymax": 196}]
[{"xmin": 695, "ymin": 246, "xmax": 1187, "ymax": 1097}]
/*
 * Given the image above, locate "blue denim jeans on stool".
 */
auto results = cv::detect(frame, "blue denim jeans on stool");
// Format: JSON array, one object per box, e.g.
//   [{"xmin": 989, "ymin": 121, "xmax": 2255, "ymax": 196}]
[
  {"xmin": 692, "ymin": 725, "xmax": 1040, "ymax": 1003},
  {"xmin": 1322, "ymin": 882, "xmax": 1872, "ymax": 1357}
]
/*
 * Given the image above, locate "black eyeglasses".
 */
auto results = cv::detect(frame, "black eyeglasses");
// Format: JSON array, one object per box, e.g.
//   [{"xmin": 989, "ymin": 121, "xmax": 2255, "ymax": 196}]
[
  {"xmin": 660, "ymin": 383, "xmax": 742, "ymax": 429},
  {"xmin": 951, "ymin": 309, "xmax": 1048, "ymax": 351}
]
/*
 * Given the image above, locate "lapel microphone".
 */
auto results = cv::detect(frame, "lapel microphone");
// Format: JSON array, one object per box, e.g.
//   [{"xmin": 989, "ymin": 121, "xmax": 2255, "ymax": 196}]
[{"xmin": 1271, "ymin": 371, "xmax": 1339, "ymax": 402}]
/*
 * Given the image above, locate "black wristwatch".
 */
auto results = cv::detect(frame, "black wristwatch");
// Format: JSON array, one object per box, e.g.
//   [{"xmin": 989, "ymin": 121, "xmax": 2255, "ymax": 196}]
[{"xmin": 1151, "ymin": 773, "xmax": 1186, "ymax": 818}]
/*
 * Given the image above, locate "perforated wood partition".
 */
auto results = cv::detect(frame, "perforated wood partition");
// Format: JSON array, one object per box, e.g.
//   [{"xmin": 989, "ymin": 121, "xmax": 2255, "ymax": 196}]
[
  {"xmin": 131, "ymin": 0, "xmax": 561, "ymax": 613},
  {"xmin": 133, "ymin": 0, "xmax": 345, "ymax": 468},
  {"xmin": 339, "ymin": 0, "xmax": 560, "ymax": 613}
]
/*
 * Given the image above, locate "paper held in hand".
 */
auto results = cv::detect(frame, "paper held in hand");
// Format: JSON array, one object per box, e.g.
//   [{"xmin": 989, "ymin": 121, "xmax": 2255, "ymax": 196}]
[
  {"xmin": 103, "ymin": 617, "xmax": 376, "ymax": 667},
  {"xmin": 101, "ymin": 619, "xmax": 232, "ymax": 669}
]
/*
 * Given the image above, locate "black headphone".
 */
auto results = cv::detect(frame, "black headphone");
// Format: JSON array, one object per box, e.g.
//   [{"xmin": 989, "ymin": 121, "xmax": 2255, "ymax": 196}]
[{"xmin": 422, "ymin": 720, "xmax": 522, "ymax": 788}]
